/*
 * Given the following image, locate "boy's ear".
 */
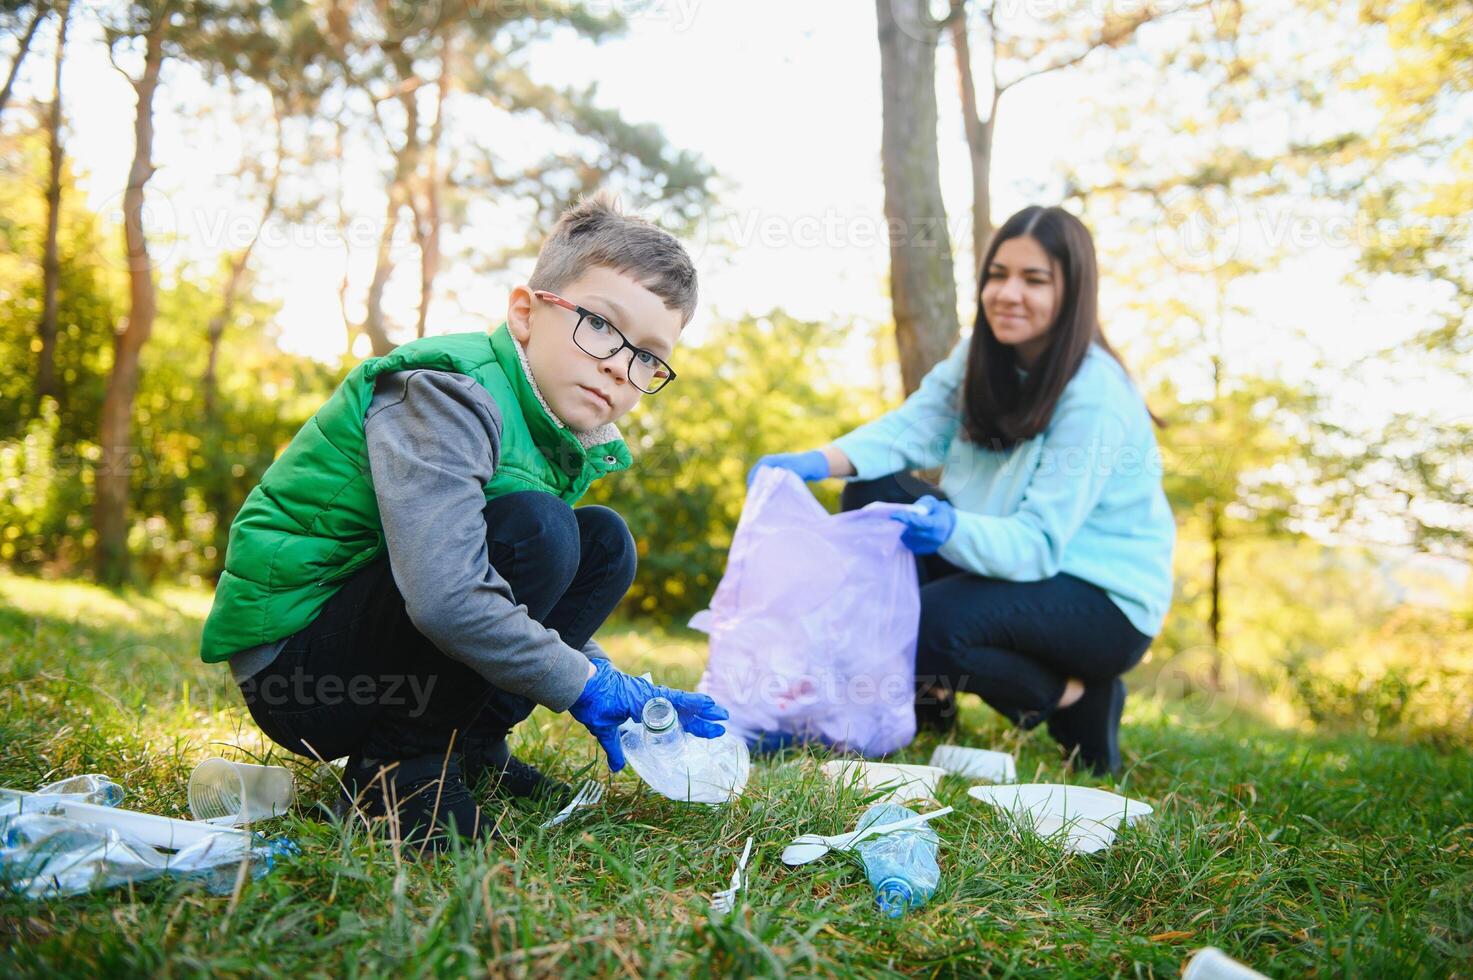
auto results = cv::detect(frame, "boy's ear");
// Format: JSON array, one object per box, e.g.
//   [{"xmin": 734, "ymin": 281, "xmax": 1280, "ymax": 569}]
[{"xmin": 507, "ymin": 285, "xmax": 534, "ymax": 342}]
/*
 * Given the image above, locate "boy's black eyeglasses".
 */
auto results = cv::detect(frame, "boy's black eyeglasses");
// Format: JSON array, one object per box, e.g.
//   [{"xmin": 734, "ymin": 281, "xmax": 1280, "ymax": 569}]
[{"xmin": 533, "ymin": 290, "xmax": 677, "ymax": 394}]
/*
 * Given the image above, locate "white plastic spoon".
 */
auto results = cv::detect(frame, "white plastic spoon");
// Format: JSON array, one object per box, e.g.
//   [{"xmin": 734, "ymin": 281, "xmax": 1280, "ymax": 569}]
[{"xmin": 781, "ymin": 805, "xmax": 953, "ymax": 866}]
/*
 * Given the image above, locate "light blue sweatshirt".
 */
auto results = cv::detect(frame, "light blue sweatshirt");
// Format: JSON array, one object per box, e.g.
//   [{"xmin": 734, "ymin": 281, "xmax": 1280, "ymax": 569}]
[{"xmin": 832, "ymin": 335, "xmax": 1175, "ymax": 637}]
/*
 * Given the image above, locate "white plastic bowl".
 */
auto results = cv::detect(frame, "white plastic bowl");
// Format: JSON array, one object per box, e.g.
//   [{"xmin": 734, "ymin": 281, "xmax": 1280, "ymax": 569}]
[
  {"xmin": 968, "ymin": 783, "xmax": 1153, "ymax": 853},
  {"xmin": 820, "ymin": 760, "xmax": 947, "ymax": 804},
  {"xmin": 928, "ymin": 745, "xmax": 1017, "ymax": 783}
]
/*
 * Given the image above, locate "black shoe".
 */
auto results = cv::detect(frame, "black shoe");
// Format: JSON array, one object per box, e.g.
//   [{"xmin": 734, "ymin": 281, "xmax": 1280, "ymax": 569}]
[
  {"xmin": 915, "ymin": 685, "xmax": 959, "ymax": 735},
  {"xmin": 337, "ymin": 754, "xmax": 494, "ymax": 850},
  {"xmin": 1046, "ymin": 678, "xmax": 1126, "ymax": 777},
  {"xmin": 462, "ymin": 738, "xmax": 572, "ymax": 808}
]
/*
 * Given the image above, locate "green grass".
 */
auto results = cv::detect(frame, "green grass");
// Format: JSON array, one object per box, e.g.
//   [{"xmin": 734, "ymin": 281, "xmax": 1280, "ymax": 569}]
[{"xmin": 1, "ymin": 570, "xmax": 1469, "ymax": 977}]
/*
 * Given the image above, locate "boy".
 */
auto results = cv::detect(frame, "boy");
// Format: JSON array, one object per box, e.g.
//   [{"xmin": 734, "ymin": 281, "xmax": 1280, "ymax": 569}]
[{"xmin": 199, "ymin": 194, "xmax": 729, "ymax": 848}]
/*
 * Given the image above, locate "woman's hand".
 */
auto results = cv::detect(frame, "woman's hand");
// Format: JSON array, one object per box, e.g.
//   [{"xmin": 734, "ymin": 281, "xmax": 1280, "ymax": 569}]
[
  {"xmin": 745, "ymin": 449, "xmax": 830, "ymax": 488},
  {"xmin": 889, "ymin": 494, "xmax": 957, "ymax": 554}
]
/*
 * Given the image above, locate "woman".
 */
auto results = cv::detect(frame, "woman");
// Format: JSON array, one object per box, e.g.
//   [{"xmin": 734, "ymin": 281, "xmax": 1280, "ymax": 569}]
[{"xmin": 750, "ymin": 205, "xmax": 1175, "ymax": 776}]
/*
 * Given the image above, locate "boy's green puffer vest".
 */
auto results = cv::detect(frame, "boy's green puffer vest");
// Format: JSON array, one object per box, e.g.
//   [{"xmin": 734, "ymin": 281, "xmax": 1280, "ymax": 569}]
[{"xmin": 199, "ymin": 323, "xmax": 633, "ymax": 663}]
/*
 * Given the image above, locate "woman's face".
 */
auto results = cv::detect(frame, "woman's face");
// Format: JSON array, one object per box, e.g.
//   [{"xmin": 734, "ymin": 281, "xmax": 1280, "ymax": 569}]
[{"xmin": 981, "ymin": 234, "xmax": 1060, "ymax": 367}]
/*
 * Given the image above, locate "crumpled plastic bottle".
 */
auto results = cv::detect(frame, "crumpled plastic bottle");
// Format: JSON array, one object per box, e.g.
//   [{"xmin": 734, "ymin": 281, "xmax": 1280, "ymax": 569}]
[
  {"xmin": 618, "ymin": 696, "xmax": 750, "ymax": 804},
  {"xmin": 853, "ymin": 802, "xmax": 941, "ymax": 918},
  {"xmin": 0, "ymin": 811, "xmax": 296, "ymax": 898},
  {"xmin": 33, "ymin": 774, "xmax": 125, "ymax": 807},
  {"xmin": 0, "ymin": 773, "xmax": 296, "ymax": 899}
]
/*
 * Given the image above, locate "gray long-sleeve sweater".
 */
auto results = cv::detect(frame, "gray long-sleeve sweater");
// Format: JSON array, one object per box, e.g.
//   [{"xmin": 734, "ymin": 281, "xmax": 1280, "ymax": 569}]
[{"xmin": 228, "ymin": 368, "xmax": 598, "ymax": 712}]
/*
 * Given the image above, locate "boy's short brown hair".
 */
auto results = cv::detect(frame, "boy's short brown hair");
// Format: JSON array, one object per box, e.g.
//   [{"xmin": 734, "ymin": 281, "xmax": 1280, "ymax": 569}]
[{"xmin": 529, "ymin": 192, "xmax": 699, "ymax": 327}]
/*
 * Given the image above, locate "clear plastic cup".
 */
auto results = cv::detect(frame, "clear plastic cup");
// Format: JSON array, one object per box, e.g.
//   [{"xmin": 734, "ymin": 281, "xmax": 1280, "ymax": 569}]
[
  {"xmin": 1182, "ymin": 947, "xmax": 1269, "ymax": 980},
  {"xmin": 188, "ymin": 758, "xmax": 294, "ymax": 825}
]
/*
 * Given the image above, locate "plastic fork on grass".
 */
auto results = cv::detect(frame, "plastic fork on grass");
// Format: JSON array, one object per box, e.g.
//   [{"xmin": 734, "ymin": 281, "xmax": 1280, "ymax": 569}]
[
  {"xmin": 710, "ymin": 836, "xmax": 754, "ymax": 914},
  {"xmin": 540, "ymin": 779, "xmax": 605, "ymax": 829}
]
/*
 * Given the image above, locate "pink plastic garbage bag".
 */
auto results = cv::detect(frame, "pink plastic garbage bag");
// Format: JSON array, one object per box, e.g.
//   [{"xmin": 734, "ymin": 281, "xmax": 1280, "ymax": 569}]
[{"xmin": 690, "ymin": 467, "xmax": 922, "ymax": 757}]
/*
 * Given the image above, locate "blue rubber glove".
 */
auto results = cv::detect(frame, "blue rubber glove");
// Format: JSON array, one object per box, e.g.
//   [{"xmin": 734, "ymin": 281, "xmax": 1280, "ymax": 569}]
[
  {"xmin": 746, "ymin": 449, "xmax": 829, "ymax": 489},
  {"xmin": 568, "ymin": 658, "xmax": 730, "ymax": 772},
  {"xmin": 889, "ymin": 494, "xmax": 957, "ymax": 555}
]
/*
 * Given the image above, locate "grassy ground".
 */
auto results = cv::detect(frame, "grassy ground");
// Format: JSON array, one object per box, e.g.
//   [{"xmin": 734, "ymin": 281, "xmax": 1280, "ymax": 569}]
[{"xmin": 0, "ymin": 570, "xmax": 1469, "ymax": 978}]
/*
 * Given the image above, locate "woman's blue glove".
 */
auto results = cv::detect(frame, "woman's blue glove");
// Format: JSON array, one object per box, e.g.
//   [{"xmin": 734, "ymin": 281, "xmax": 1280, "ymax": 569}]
[
  {"xmin": 746, "ymin": 450, "xmax": 829, "ymax": 489},
  {"xmin": 889, "ymin": 495, "xmax": 957, "ymax": 555},
  {"xmin": 568, "ymin": 658, "xmax": 730, "ymax": 772}
]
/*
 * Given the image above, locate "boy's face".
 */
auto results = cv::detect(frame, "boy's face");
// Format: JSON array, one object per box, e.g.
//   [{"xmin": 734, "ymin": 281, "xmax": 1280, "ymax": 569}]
[{"xmin": 507, "ymin": 265, "xmax": 685, "ymax": 431}]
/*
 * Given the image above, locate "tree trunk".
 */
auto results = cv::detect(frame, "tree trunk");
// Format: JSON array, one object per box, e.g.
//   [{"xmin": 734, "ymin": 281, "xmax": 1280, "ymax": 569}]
[
  {"xmin": 332, "ymin": 117, "xmax": 356, "ymax": 356},
  {"xmin": 948, "ymin": 0, "xmax": 996, "ymax": 275},
  {"xmin": 36, "ymin": 0, "xmax": 68, "ymax": 407},
  {"xmin": 1208, "ymin": 342, "xmax": 1225, "ymax": 687},
  {"xmin": 876, "ymin": 0, "xmax": 960, "ymax": 394},
  {"xmin": 204, "ymin": 101, "xmax": 284, "ymax": 418},
  {"xmin": 415, "ymin": 43, "xmax": 449, "ymax": 341},
  {"xmin": 0, "ymin": 5, "xmax": 45, "ymax": 121},
  {"xmin": 362, "ymin": 180, "xmax": 402, "ymax": 357},
  {"xmin": 94, "ymin": 17, "xmax": 164, "ymax": 586},
  {"xmin": 1208, "ymin": 502, "xmax": 1223, "ymax": 688}
]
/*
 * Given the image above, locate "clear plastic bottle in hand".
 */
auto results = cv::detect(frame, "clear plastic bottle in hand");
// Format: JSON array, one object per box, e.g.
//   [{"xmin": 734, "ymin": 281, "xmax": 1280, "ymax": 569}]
[
  {"xmin": 640, "ymin": 697, "xmax": 687, "ymax": 761},
  {"xmin": 619, "ymin": 695, "xmax": 750, "ymax": 804},
  {"xmin": 853, "ymin": 802, "xmax": 941, "ymax": 918}
]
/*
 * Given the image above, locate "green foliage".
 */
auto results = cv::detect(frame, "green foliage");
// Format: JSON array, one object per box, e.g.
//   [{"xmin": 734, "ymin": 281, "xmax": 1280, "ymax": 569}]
[
  {"xmin": 583, "ymin": 312, "xmax": 892, "ymax": 625},
  {"xmin": 124, "ymin": 270, "xmax": 345, "ymax": 583},
  {"xmin": 0, "ymin": 398, "xmax": 89, "ymax": 569},
  {"xmin": 0, "ymin": 135, "xmax": 120, "ymax": 575},
  {"xmin": 0, "ymin": 134, "xmax": 118, "ymax": 449},
  {"xmin": 1330, "ymin": 0, "xmax": 1473, "ymax": 558},
  {"xmin": 1351, "ymin": 0, "xmax": 1473, "ymax": 350},
  {"xmin": 1279, "ymin": 599, "xmax": 1473, "ymax": 748},
  {"xmin": 0, "ymin": 130, "xmax": 343, "ymax": 584}
]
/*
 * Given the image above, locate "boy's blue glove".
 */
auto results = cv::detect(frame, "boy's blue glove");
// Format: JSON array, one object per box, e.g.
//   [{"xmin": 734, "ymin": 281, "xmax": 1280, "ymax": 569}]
[
  {"xmin": 746, "ymin": 450, "xmax": 829, "ymax": 489},
  {"xmin": 568, "ymin": 658, "xmax": 730, "ymax": 772},
  {"xmin": 889, "ymin": 495, "xmax": 957, "ymax": 555}
]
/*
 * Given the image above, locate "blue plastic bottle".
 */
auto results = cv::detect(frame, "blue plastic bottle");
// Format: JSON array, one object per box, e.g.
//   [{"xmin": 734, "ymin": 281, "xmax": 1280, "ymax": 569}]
[{"xmin": 852, "ymin": 802, "xmax": 941, "ymax": 918}]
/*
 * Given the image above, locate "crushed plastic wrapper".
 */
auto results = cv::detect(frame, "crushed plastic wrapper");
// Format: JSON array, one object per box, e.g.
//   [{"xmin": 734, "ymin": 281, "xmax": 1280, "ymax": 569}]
[{"xmin": 0, "ymin": 774, "xmax": 297, "ymax": 899}]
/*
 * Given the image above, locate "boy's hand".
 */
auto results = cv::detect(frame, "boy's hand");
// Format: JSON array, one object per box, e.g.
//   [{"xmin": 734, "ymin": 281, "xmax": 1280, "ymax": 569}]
[
  {"xmin": 568, "ymin": 658, "xmax": 730, "ymax": 772},
  {"xmin": 746, "ymin": 450, "xmax": 829, "ymax": 489},
  {"xmin": 889, "ymin": 495, "xmax": 957, "ymax": 554}
]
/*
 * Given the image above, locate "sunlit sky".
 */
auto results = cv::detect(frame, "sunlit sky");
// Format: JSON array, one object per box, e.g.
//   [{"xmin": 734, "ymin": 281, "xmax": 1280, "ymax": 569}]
[{"xmin": 3, "ymin": 1, "xmax": 1465, "ymax": 572}]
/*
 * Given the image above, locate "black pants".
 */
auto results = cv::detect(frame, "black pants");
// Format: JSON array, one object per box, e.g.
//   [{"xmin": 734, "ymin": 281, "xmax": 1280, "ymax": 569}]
[
  {"xmin": 840, "ymin": 475, "xmax": 1153, "ymax": 730},
  {"xmin": 238, "ymin": 491, "xmax": 637, "ymax": 763}
]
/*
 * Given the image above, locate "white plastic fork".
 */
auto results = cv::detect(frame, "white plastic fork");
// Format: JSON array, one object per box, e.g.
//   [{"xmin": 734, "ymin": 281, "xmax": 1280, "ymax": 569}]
[
  {"xmin": 781, "ymin": 805, "xmax": 953, "ymax": 866},
  {"xmin": 540, "ymin": 779, "xmax": 605, "ymax": 830},
  {"xmin": 709, "ymin": 835, "xmax": 754, "ymax": 914}
]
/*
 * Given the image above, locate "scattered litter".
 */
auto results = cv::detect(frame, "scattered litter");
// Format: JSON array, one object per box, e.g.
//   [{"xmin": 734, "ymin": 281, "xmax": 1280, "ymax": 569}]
[
  {"xmin": 188, "ymin": 758, "xmax": 294, "ymax": 826},
  {"xmin": 619, "ymin": 695, "xmax": 750, "ymax": 804},
  {"xmin": 929, "ymin": 745, "xmax": 1016, "ymax": 783},
  {"xmin": 967, "ymin": 783, "xmax": 1152, "ymax": 854},
  {"xmin": 1183, "ymin": 946, "xmax": 1270, "ymax": 979},
  {"xmin": 692, "ymin": 467, "xmax": 921, "ymax": 756},
  {"xmin": 781, "ymin": 805, "xmax": 951, "ymax": 866},
  {"xmin": 1, "ymin": 773, "xmax": 295, "ymax": 899},
  {"xmin": 709, "ymin": 835, "xmax": 754, "ymax": 914},
  {"xmin": 821, "ymin": 760, "xmax": 946, "ymax": 805},
  {"xmin": 853, "ymin": 803, "xmax": 942, "ymax": 918}
]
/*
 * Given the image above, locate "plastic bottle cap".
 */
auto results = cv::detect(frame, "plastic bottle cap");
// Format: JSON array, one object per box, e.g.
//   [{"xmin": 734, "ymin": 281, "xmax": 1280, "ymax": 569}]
[{"xmin": 875, "ymin": 876, "xmax": 914, "ymax": 918}]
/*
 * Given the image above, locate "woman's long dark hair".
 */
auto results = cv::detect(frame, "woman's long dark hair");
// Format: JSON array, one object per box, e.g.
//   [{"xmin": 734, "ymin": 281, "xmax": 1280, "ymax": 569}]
[{"xmin": 961, "ymin": 205, "xmax": 1157, "ymax": 451}]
